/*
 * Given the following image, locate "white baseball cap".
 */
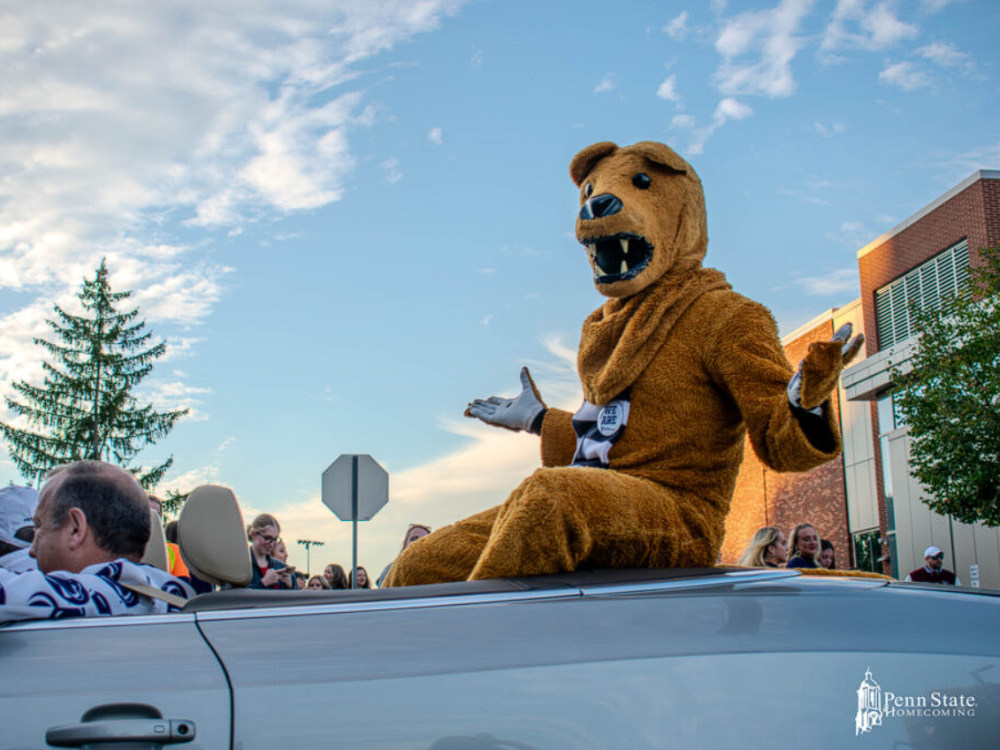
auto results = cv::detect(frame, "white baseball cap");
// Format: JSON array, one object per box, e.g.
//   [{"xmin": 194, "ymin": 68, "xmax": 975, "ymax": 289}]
[
  {"xmin": 923, "ymin": 546, "xmax": 943, "ymax": 558},
  {"xmin": 0, "ymin": 485, "xmax": 39, "ymax": 550}
]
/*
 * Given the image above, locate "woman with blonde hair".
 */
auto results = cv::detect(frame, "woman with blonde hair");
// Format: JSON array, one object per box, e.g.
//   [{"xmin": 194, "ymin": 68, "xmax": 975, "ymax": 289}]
[
  {"xmin": 737, "ymin": 527, "xmax": 788, "ymax": 568},
  {"xmin": 786, "ymin": 523, "xmax": 821, "ymax": 569},
  {"xmin": 247, "ymin": 513, "xmax": 295, "ymax": 589}
]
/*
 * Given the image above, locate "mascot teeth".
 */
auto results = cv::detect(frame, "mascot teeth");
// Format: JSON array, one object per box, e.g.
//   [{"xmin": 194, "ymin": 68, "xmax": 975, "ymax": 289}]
[{"xmin": 582, "ymin": 233, "xmax": 653, "ymax": 283}]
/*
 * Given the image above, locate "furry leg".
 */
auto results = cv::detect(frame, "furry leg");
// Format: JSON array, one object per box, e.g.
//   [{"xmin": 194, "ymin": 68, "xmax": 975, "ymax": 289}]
[
  {"xmin": 468, "ymin": 467, "xmax": 720, "ymax": 580},
  {"xmin": 382, "ymin": 506, "xmax": 499, "ymax": 587}
]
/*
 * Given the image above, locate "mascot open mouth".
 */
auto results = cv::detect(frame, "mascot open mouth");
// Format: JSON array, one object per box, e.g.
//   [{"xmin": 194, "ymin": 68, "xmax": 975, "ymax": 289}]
[{"xmin": 581, "ymin": 233, "xmax": 653, "ymax": 283}]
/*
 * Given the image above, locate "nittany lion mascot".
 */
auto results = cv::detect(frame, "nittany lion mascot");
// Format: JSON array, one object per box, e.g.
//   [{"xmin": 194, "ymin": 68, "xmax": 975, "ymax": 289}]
[{"xmin": 385, "ymin": 141, "xmax": 861, "ymax": 586}]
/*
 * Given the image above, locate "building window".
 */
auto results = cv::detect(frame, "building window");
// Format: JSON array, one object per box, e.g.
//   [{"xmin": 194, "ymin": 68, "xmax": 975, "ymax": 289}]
[
  {"xmin": 874, "ymin": 239, "xmax": 970, "ymax": 350},
  {"xmin": 853, "ymin": 529, "xmax": 882, "ymax": 573}
]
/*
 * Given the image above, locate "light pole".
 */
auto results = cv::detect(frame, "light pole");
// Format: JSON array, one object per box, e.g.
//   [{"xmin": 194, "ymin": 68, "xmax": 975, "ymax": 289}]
[{"xmin": 297, "ymin": 539, "xmax": 325, "ymax": 577}]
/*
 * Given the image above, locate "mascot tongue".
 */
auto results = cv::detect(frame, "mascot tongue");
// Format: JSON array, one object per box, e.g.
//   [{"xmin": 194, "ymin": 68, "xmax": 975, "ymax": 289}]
[{"xmin": 578, "ymin": 266, "xmax": 730, "ymax": 405}]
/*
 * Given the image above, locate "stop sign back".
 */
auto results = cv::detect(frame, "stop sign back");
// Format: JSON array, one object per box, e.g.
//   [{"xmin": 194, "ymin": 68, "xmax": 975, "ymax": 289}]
[{"xmin": 321, "ymin": 454, "xmax": 389, "ymax": 521}]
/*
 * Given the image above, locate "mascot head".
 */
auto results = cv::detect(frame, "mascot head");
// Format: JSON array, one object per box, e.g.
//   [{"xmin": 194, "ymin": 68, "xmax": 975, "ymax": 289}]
[{"xmin": 570, "ymin": 141, "xmax": 707, "ymax": 299}]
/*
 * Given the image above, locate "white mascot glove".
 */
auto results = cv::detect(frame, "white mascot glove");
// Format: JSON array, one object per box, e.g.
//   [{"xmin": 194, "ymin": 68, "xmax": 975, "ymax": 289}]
[{"xmin": 465, "ymin": 367, "xmax": 546, "ymax": 433}]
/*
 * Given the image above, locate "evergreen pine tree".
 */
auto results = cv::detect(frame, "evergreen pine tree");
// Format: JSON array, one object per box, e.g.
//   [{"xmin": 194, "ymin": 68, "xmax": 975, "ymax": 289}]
[{"xmin": 0, "ymin": 260, "xmax": 187, "ymax": 488}]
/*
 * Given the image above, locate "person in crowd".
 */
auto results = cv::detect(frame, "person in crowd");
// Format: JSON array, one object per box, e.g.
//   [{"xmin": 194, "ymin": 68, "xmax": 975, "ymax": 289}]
[
  {"xmin": 163, "ymin": 519, "xmax": 214, "ymax": 594},
  {"xmin": 0, "ymin": 461, "xmax": 193, "ymax": 623},
  {"xmin": 272, "ymin": 538, "xmax": 304, "ymax": 590},
  {"xmin": 349, "ymin": 565, "xmax": 373, "ymax": 589},
  {"xmin": 148, "ymin": 495, "xmax": 163, "ymax": 518},
  {"xmin": 247, "ymin": 514, "xmax": 295, "ymax": 589},
  {"xmin": 324, "ymin": 563, "xmax": 348, "ymax": 590},
  {"xmin": 785, "ymin": 523, "xmax": 822, "ymax": 569},
  {"xmin": 0, "ymin": 485, "xmax": 39, "ymax": 573},
  {"xmin": 736, "ymin": 526, "xmax": 788, "ymax": 568},
  {"xmin": 377, "ymin": 523, "xmax": 432, "ymax": 587},
  {"xmin": 819, "ymin": 539, "xmax": 836, "ymax": 569},
  {"xmin": 905, "ymin": 546, "xmax": 961, "ymax": 585},
  {"xmin": 307, "ymin": 575, "xmax": 330, "ymax": 590}
]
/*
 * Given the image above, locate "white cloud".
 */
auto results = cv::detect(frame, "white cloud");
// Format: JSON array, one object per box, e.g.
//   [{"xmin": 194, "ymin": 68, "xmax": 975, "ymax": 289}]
[
  {"xmin": 0, "ymin": 0, "xmax": 470, "ymax": 455},
  {"xmin": 714, "ymin": 97, "xmax": 753, "ymax": 122},
  {"xmin": 820, "ymin": 0, "xmax": 919, "ymax": 61},
  {"xmin": 879, "ymin": 60, "xmax": 933, "ymax": 90},
  {"xmin": 796, "ymin": 267, "xmax": 861, "ymax": 295},
  {"xmin": 380, "ymin": 157, "xmax": 403, "ymax": 184},
  {"xmin": 593, "ymin": 73, "xmax": 616, "ymax": 94},
  {"xmin": 814, "ymin": 121, "xmax": 846, "ymax": 137},
  {"xmin": 656, "ymin": 74, "xmax": 682, "ymax": 103},
  {"xmin": 714, "ymin": 0, "xmax": 815, "ymax": 98},
  {"xmin": 480, "ymin": 314, "xmax": 493, "ymax": 326},
  {"xmin": 671, "ymin": 114, "xmax": 697, "ymax": 129},
  {"xmin": 917, "ymin": 41, "xmax": 973, "ymax": 71},
  {"xmin": 663, "ymin": 12, "xmax": 689, "ymax": 40},
  {"xmin": 824, "ymin": 219, "xmax": 875, "ymax": 249},
  {"xmin": 427, "ymin": 126, "xmax": 444, "ymax": 145}
]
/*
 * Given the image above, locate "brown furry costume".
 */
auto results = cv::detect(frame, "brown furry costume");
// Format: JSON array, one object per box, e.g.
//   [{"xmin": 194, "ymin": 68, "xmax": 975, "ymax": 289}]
[{"xmin": 385, "ymin": 141, "xmax": 860, "ymax": 587}]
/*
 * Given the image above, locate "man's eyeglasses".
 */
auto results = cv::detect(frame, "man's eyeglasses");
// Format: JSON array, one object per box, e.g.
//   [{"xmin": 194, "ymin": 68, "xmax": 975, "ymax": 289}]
[{"xmin": 930, "ymin": 553, "xmax": 945, "ymax": 560}]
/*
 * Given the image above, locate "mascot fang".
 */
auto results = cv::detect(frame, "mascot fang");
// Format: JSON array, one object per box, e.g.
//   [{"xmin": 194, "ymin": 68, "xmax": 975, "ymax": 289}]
[{"xmin": 384, "ymin": 141, "xmax": 862, "ymax": 587}]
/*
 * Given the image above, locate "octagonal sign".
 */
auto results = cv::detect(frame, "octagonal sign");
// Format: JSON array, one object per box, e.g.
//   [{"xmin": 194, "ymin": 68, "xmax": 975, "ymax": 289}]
[{"xmin": 322, "ymin": 454, "xmax": 389, "ymax": 521}]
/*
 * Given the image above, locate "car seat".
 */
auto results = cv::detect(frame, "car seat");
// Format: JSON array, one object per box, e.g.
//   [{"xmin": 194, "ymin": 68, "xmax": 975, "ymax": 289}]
[
  {"xmin": 177, "ymin": 485, "xmax": 253, "ymax": 587},
  {"xmin": 140, "ymin": 509, "xmax": 169, "ymax": 571}
]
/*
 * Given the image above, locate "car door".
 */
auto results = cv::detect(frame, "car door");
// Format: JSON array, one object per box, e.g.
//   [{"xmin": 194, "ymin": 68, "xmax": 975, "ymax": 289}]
[{"xmin": 0, "ymin": 612, "xmax": 230, "ymax": 750}]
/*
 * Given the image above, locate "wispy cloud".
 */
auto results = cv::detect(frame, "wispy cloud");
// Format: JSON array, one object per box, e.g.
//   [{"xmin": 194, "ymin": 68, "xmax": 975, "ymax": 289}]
[
  {"xmin": 663, "ymin": 11, "xmax": 689, "ymax": 40},
  {"xmin": 380, "ymin": 157, "xmax": 403, "ymax": 184},
  {"xmin": 0, "ymin": 0, "xmax": 469, "ymax": 444},
  {"xmin": 796, "ymin": 267, "xmax": 861, "ymax": 295},
  {"xmin": 879, "ymin": 60, "xmax": 933, "ymax": 91},
  {"xmin": 713, "ymin": 0, "xmax": 815, "ymax": 98},
  {"xmin": 656, "ymin": 74, "xmax": 682, "ymax": 103},
  {"xmin": 820, "ymin": 0, "xmax": 919, "ymax": 62},
  {"xmin": 593, "ymin": 73, "xmax": 616, "ymax": 94},
  {"xmin": 814, "ymin": 121, "xmax": 846, "ymax": 137},
  {"xmin": 824, "ymin": 219, "xmax": 876, "ymax": 250},
  {"xmin": 678, "ymin": 97, "xmax": 754, "ymax": 155},
  {"xmin": 917, "ymin": 41, "xmax": 974, "ymax": 73},
  {"xmin": 427, "ymin": 126, "xmax": 444, "ymax": 145}
]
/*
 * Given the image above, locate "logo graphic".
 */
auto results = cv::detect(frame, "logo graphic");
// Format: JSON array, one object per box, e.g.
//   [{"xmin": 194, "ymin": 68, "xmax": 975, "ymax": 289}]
[
  {"xmin": 856, "ymin": 668, "xmax": 883, "ymax": 735},
  {"xmin": 854, "ymin": 668, "xmax": 977, "ymax": 736},
  {"xmin": 597, "ymin": 403, "xmax": 624, "ymax": 436}
]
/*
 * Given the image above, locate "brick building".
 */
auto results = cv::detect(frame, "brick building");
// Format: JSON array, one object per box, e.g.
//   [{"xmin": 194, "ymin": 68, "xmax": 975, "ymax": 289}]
[{"xmin": 722, "ymin": 169, "xmax": 1000, "ymax": 585}]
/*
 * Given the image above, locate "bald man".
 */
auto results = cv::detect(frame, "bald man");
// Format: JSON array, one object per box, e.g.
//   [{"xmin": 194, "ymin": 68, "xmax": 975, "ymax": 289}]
[{"xmin": 0, "ymin": 461, "xmax": 193, "ymax": 623}]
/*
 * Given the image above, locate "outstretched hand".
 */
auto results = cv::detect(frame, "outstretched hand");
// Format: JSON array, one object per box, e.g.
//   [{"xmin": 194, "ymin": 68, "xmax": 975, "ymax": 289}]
[
  {"xmin": 465, "ymin": 367, "xmax": 547, "ymax": 432},
  {"xmin": 787, "ymin": 323, "xmax": 865, "ymax": 413}
]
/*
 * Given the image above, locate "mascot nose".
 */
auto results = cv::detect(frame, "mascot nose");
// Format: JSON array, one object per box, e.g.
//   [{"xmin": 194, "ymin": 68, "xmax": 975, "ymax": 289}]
[{"xmin": 579, "ymin": 193, "xmax": 622, "ymax": 221}]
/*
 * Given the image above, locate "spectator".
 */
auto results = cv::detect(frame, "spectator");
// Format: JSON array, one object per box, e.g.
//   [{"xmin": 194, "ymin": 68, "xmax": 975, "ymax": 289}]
[
  {"xmin": 785, "ymin": 523, "xmax": 821, "ymax": 569},
  {"xmin": 0, "ymin": 485, "xmax": 39, "ymax": 573},
  {"xmin": 247, "ymin": 514, "xmax": 294, "ymax": 590},
  {"xmin": 307, "ymin": 575, "xmax": 329, "ymax": 590},
  {"xmin": 736, "ymin": 526, "xmax": 788, "ymax": 568},
  {"xmin": 324, "ymin": 563, "xmax": 348, "ymax": 590},
  {"xmin": 819, "ymin": 539, "xmax": 836, "ymax": 569},
  {"xmin": 349, "ymin": 565, "xmax": 373, "ymax": 589},
  {"xmin": 0, "ymin": 461, "xmax": 193, "ymax": 623},
  {"xmin": 905, "ymin": 546, "xmax": 961, "ymax": 585},
  {"xmin": 272, "ymin": 538, "xmax": 304, "ymax": 590},
  {"xmin": 377, "ymin": 523, "xmax": 432, "ymax": 587}
]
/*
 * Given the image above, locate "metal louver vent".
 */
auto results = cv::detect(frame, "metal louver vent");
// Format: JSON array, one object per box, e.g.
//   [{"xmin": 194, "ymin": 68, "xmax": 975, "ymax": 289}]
[{"xmin": 874, "ymin": 239, "xmax": 970, "ymax": 350}]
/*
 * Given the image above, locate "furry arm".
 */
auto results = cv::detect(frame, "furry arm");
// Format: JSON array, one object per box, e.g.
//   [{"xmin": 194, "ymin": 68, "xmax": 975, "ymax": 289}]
[
  {"xmin": 540, "ymin": 408, "xmax": 578, "ymax": 467},
  {"xmin": 710, "ymin": 300, "xmax": 843, "ymax": 472}
]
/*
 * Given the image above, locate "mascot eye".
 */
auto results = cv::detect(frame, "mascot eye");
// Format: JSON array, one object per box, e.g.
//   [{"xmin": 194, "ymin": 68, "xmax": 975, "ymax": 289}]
[
  {"xmin": 632, "ymin": 173, "xmax": 651, "ymax": 190},
  {"xmin": 584, "ymin": 183, "xmax": 593, "ymax": 198}
]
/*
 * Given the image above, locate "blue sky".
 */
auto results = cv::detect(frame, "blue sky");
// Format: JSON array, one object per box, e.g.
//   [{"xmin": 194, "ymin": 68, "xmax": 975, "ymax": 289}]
[{"xmin": 1, "ymin": 0, "xmax": 997, "ymax": 576}]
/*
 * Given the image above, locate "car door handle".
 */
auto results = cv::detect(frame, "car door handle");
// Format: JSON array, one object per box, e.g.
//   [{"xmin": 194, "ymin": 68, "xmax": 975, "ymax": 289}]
[{"xmin": 46, "ymin": 718, "xmax": 196, "ymax": 746}]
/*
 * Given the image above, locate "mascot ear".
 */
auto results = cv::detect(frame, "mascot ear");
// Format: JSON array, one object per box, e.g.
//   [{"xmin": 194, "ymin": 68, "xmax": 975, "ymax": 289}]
[
  {"xmin": 628, "ymin": 141, "xmax": 689, "ymax": 175},
  {"xmin": 570, "ymin": 142, "xmax": 618, "ymax": 187}
]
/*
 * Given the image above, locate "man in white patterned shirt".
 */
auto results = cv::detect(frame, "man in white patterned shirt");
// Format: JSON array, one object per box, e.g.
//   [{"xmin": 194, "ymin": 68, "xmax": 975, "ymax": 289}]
[{"xmin": 0, "ymin": 461, "xmax": 193, "ymax": 623}]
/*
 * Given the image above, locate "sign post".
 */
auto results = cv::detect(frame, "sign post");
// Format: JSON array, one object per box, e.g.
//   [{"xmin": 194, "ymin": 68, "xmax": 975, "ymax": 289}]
[{"xmin": 322, "ymin": 454, "xmax": 389, "ymax": 589}]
